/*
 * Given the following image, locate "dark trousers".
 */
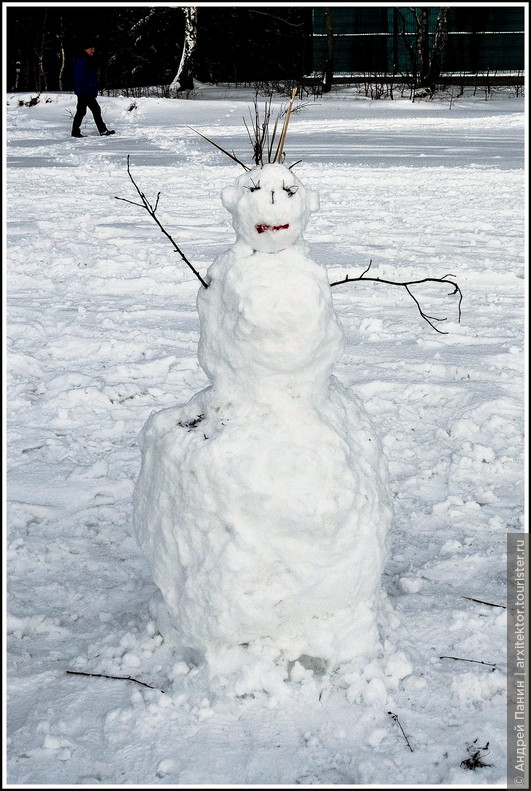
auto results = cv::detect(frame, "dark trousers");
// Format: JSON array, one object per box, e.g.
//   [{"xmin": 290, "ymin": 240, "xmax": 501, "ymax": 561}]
[{"xmin": 72, "ymin": 95, "xmax": 107, "ymax": 134}]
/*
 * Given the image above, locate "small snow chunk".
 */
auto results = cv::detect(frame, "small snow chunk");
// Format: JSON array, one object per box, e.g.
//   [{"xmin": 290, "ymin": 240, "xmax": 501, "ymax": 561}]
[
  {"xmin": 119, "ymin": 632, "xmax": 137, "ymax": 649},
  {"xmin": 172, "ymin": 661, "xmax": 191, "ymax": 676},
  {"xmin": 197, "ymin": 699, "xmax": 214, "ymax": 720},
  {"xmin": 398, "ymin": 575, "xmax": 424, "ymax": 594},
  {"xmin": 451, "ymin": 671, "xmax": 505, "ymax": 704},
  {"xmin": 366, "ymin": 728, "xmax": 388, "ymax": 748},
  {"xmin": 303, "ymin": 731, "xmax": 320, "ymax": 749},
  {"xmin": 290, "ymin": 661, "xmax": 313, "ymax": 683},
  {"xmin": 362, "ymin": 677, "xmax": 388, "ymax": 707},
  {"xmin": 121, "ymin": 651, "xmax": 141, "ymax": 668},
  {"xmin": 43, "ymin": 735, "xmax": 73, "ymax": 751},
  {"xmin": 432, "ymin": 496, "xmax": 465, "ymax": 515},
  {"xmin": 440, "ymin": 539, "xmax": 462, "ymax": 555},
  {"xmin": 157, "ymin": 758, "xmax": 177, "ymax": 778},
  {"xmin": 471, "ymin": 444, "xmax": 495, "ymax": 463},
  {"xmin": 403, "ymin": 675, "xmax": 427, "ymax": 692},
  {"xmin": 345, "ymin": 674, "xmax": 365, "ymax": 704},
  {"xmin": 68, "ymin": 460, "xmax": 108, "ymax": 480},
  {"xmin": 385, "ymin": 651, "xmax": 413, "ymax": 684}
]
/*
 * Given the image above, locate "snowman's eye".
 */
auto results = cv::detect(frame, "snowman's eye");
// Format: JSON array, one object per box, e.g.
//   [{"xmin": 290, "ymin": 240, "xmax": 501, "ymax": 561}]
[
  {"xmin": 245, "ymin": 179, "xmax": 261, "ymax": 192},
  {"xmin": 283, "ymin": 183, "xmax": 298, "ymax": 198}
]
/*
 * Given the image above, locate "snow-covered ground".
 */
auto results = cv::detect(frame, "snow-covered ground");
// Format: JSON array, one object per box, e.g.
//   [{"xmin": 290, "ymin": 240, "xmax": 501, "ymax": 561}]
[{"xmin": 5, "ymin": 83, "xmax": 526, "ymax": 787}]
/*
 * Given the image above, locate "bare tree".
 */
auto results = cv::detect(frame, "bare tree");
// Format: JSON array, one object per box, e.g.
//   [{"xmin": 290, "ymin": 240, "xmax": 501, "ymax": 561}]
[
  {"xmin": 414, "ymin": 6, "xmax": 449, "ymax": 91},
  {"xmin": 424, "ymin": 7, "xmax": 449, "ymax": 91},
  {"xmin": 57, "ymin": 15, "xmax": 66, "ymax": 91},
  {"xmin": 35, "ymin": 9, "xmax": 48, "ymax": 91},
  {"xmin": 170, "ymin": 6, "xmax": 197, "ymax": 93},
  {"xmin": 322, "ymin": 8, "xmax": 334, "ymax": 93},
  {"xmin": 398, "ymin": 7, "xmax": 449, "ymax": 94}
]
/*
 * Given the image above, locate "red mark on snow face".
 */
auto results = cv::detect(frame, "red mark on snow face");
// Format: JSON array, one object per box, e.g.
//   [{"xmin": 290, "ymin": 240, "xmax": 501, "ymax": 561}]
[{"xmin": 255, "ymin": 224, "xmax": 289, "ymax": 234}]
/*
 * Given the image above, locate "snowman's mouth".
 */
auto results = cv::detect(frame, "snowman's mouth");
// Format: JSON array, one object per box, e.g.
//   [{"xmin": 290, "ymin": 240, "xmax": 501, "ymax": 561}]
[{"xmin": 255, "ymin": 223, "xmax": 290, "ymax": 234}]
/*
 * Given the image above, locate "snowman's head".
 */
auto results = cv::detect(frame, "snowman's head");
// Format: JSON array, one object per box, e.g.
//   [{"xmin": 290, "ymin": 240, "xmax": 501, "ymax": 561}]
[{"xmin": 221, "ymin": 163, "xmax": 319, "ymax": 253}]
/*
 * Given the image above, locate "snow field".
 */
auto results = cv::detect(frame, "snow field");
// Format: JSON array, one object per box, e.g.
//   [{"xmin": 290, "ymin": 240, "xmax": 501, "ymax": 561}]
[{"xmin": 5, "ymin": 86, "xmax": 525, "ymax": 785}]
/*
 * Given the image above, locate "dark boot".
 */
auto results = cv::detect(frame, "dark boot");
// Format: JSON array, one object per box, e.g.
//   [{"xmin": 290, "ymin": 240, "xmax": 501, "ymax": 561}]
[
  {"xmin": 100, "ymin": 129, "xmax": 115, "ymax": 136},
  {"xmin": 71, "ymin": 131, "xmax": 84, "ymax": 137}
]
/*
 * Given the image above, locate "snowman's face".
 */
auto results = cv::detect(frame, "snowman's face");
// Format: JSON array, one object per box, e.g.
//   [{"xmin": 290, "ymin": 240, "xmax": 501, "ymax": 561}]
[{"xmin": 222, "ymin": 163, "xmax": 319, "ymax": 253}]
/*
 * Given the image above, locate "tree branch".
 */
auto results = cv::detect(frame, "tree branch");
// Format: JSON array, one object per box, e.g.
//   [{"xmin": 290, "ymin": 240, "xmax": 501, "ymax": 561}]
[
  {"xmin": 330, "ymin": 260, "xmax": 462, "ymax": 334},
  {"xmin": 388, "ymin": 711, "xmax": 413, "ymax": 752},
  {"xmin": 66, "ymin": 669, "xmax": 165, "ymax": 692},
  {"xmin": 114, "ymin": 169, "xmax": 463, "ymax": 334},
  {"xmin": 246, "ymin": 9, "xmax": 305, "ymax": 29},
  {"xmin": 188, "ymin": 127, "xmax": 250, "ymax": 170},
  {"xmin": 462, "ymin": 596, "xmax": 506, "ymax": 609},
  {"xmin": 115, "ymin": 156, "xmax": 209, "ymax": 288},
  {"xmin": 439, "ymin": 656, "xmax": 497, "ymax": 667}
]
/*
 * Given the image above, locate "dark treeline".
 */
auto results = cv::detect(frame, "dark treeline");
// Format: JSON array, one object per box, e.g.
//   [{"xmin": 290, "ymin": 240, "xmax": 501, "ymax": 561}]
[{"xmin": 6, "ymin": 6, "xmax": 312, "ymax": 94}]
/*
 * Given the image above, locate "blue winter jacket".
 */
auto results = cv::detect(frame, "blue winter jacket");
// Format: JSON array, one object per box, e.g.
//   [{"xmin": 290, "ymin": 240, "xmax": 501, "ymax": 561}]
[{"xmin": 74, "ymin": 54, "xmax": 99, "ymax": 96}]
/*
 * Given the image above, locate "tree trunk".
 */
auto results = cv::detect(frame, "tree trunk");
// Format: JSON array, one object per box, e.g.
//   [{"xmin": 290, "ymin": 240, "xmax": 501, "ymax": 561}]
[
  {"xmin": 424, "ymin": 7, "xmax": 449, "ymax": 91},
  {"xmin": 415, "ymin": 8, "xmax": 430, "ymax": 88},
  {"xmin": 37, "ymin": 54, "xmax": 47, "ymax": 91},
  {"xmin": 416, "ymin": 7, "xmax": 449, "ymax": 92},
  {"xmin": 322, "ymin": 7, "xmax": 334, "ymax": 93},
  {"xmin": 170, "ymin": 6, "xmax": 197, "ymax": 93},
  {"xmin": 36, "ymin": 10, "xmax": 48, "ymax": 92},
  {"xmin": 57, "ymin": 15, "xmax": 65, "ymax": 92},
  {"xmin": 58, "ymin": 44, "xmax": 65, "ymax": 91}
]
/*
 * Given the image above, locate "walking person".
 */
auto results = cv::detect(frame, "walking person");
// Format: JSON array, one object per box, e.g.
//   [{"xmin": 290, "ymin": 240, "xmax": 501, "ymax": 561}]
[{"xmin": 71, "ymin": 43, "xmax": 115, "ymax": 138}]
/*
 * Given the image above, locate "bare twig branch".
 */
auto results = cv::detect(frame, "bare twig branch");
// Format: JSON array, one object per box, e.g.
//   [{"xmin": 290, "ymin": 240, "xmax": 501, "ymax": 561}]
[
  {"xmin": 192, "ymin": 92, "xmax": 303, "ymax": 169},
  {"xmin": 244, "ymin": 93, "xmax": 292, "ymax": 166},
  {"xmin": 360, "ymin": 260, "xmax": 373, "ymax": 278},
  {"xmin": 115, "ymin": 197, "xmax": 147, "ymax": 209},
  {"xmin": 330, "ymin": 260, "xmax": 462, "ymax": 334},
  {"xmin": 66, "ymin": 669, "xmax": 165, "ymax": 692},
  {"xmin": 115, "ymin": 156, "xmax": 209, "ymax": 288},
  {"xmin": 268, "ymin": 114, "xmax": 280, "ymax": 163},
  {"xmin": 188, "ymin": 127, "xmax": 250, "ymax": 170},
  {"xmin": 115, "ymin": 164, "xmax": 463, "ymax": 333},
  {"xmin": 246, "ymin": 9, "xmax": 305, "ymax": 29},
  {"xmin": 462, "ymin": 596, "xmax": 506, "ymax": 609},
  {"xmin": 461, "ymin": 739, "xmax": 492, "ymax": 770},
  {"xmin": 440, "ymin": 656, "xmax": 497, "ymax": 667},
  {"xmin": 388, "ymin": 711, "xmax": 413, "ymax": 752},
  {"xmin": 243, "ymin": 117, "xmax": 256, "ymax": 163}
]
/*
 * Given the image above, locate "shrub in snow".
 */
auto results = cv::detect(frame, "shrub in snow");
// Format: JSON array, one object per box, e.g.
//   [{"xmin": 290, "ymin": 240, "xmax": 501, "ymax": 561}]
[{"xmin": 133, "ymin": 161, "xmax": 392, "ymax": 679}]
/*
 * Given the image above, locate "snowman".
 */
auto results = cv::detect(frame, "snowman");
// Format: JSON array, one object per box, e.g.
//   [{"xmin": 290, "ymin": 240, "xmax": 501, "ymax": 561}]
[{"xmin": 133, "ymin": 159, "xmax": 392, "ymax": 683}]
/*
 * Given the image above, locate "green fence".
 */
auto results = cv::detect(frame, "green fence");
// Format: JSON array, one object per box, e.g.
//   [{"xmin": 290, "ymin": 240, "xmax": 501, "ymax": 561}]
[{"xmin": 311, "ymin": 6, "xmax": 525, "ymax": 76}]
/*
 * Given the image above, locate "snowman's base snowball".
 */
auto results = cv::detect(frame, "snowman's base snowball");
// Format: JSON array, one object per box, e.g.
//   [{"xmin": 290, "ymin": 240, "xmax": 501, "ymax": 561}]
[
  {"xmin": 149, "ymin": 587, "xmax": 400, "ymax": 699},
  {"xmin": 133, "ymin": 376, "xmax": 392, "ymax": 674}
]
